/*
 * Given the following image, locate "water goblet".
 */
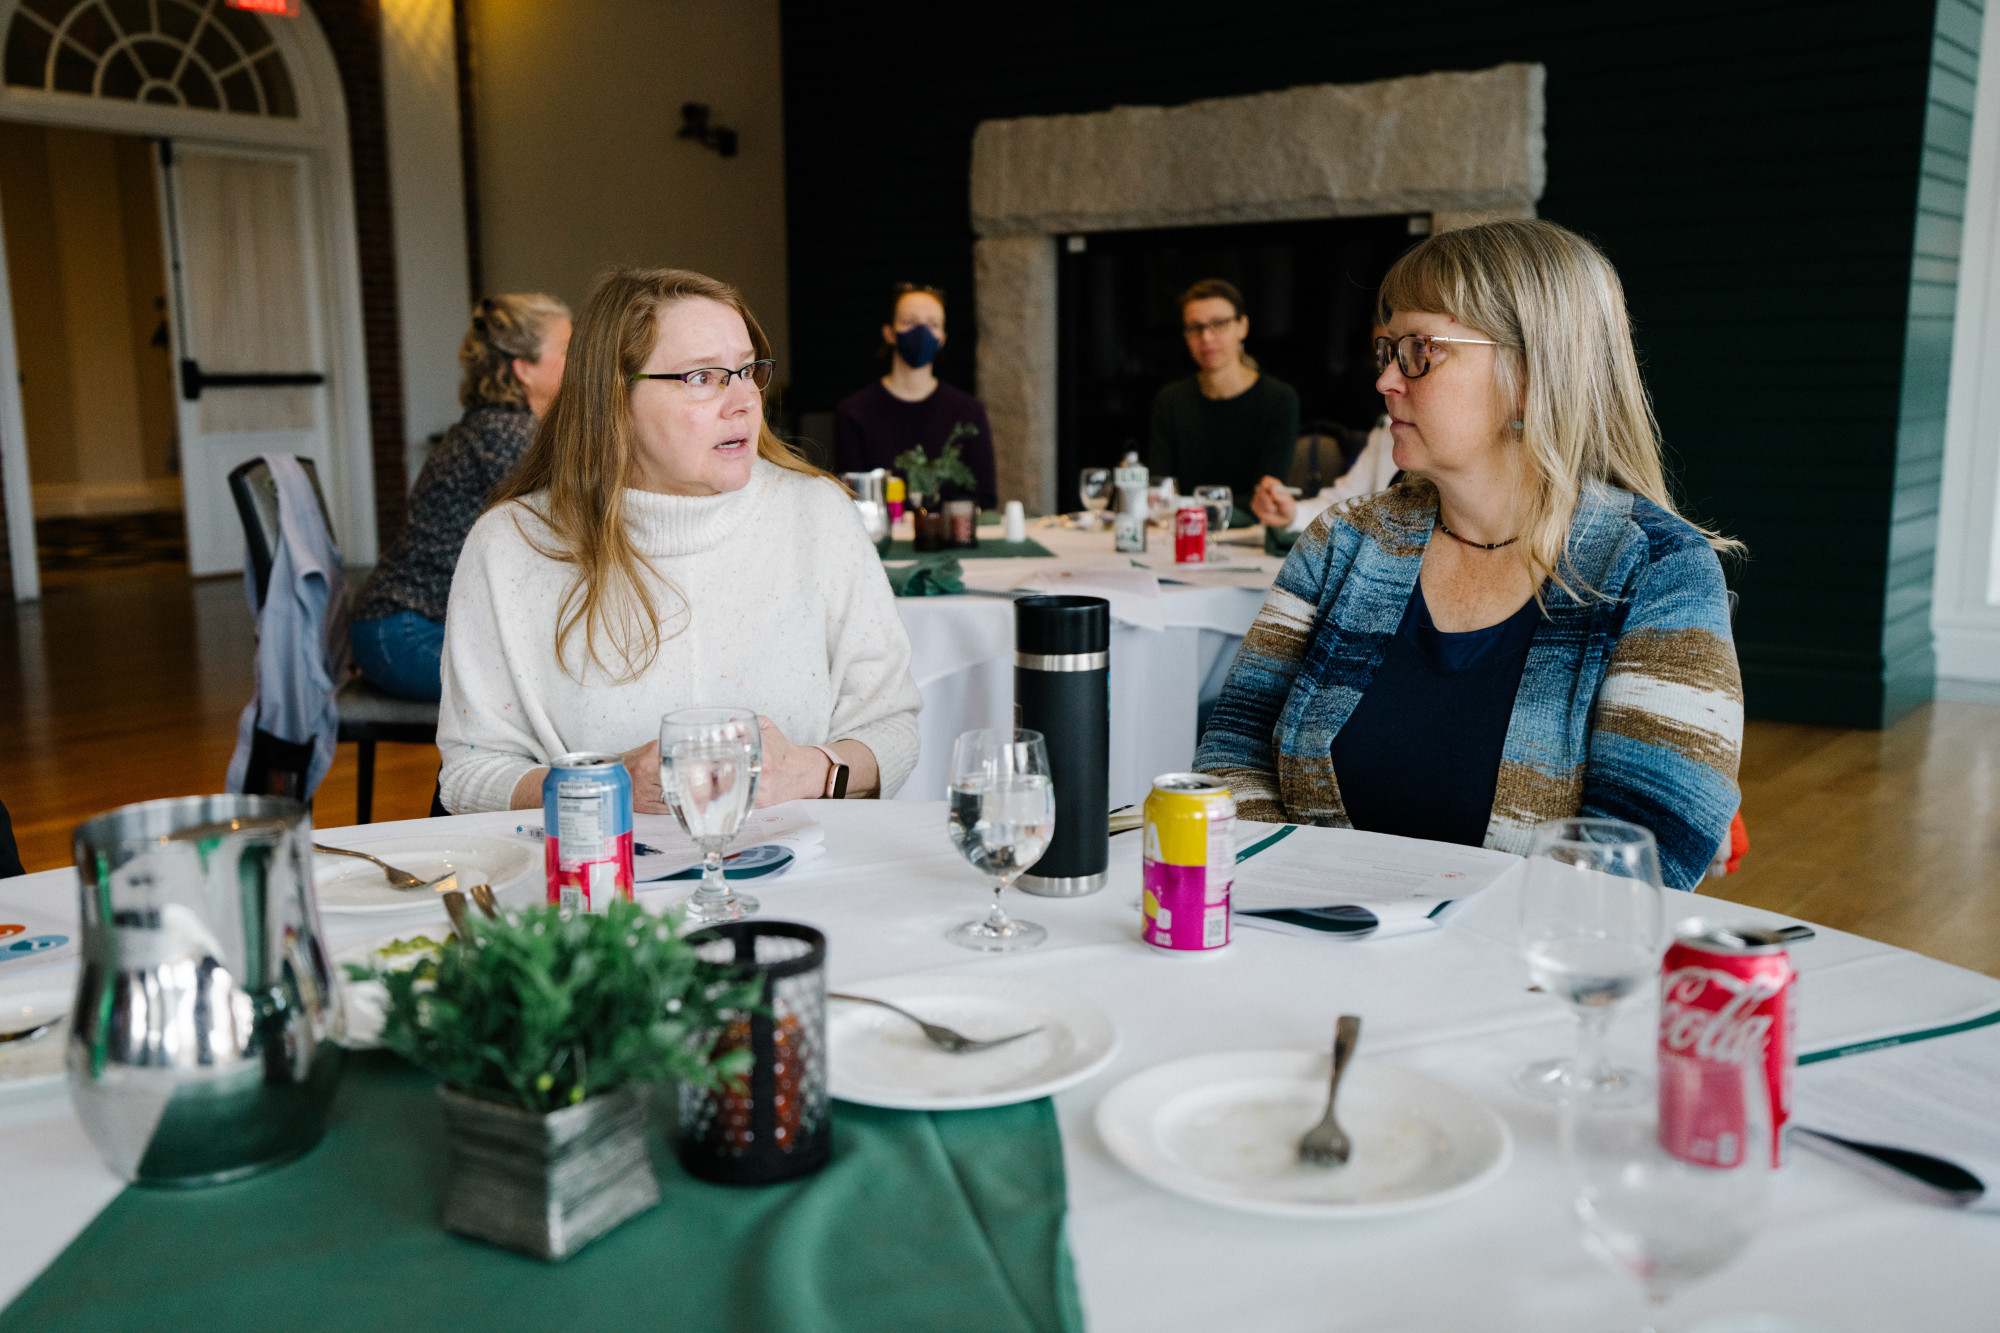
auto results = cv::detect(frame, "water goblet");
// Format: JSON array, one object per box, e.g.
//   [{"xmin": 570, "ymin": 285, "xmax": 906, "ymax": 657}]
[
  {"xmin": 945, "ymin": 727, "xmax": 1054, "ymax": 951},
  {"xmin": 1194, "ymin": 484, "xmax": 1232, "ymax": 555},
  {"xmin": 660, "ymin": 706, "xmax": 762, "ymax": 925},
  {"xmin": 1518, "ymin": 817, "xmax": 1666, "ymax": 1102},
  {"xmin": 1561, "ymin": 1054, "xmax": 1772, "ymax": 1330},
  {"xmin": 1146, "ymin": 476, "xmax": 1178, "ymax": 527},
  {"xmin": 1079, "ymin": 468, "xmax": 1113, "ymax": 528}
]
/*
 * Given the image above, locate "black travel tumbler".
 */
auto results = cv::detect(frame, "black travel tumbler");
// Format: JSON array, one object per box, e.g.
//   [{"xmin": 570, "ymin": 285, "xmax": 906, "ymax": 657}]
[{"xmin": 1013, "ymin": 595, "xmax": 1110, "ymax": 896}]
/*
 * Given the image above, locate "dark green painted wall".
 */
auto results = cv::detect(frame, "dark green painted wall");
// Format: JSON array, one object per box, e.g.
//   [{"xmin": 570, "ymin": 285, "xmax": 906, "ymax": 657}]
[
  {"xmin": 1884, "ymin": 0, "xmax": 1983, "ymax": 721},
  {"xmin": 779, "ymin": 1, "xmax": 1973, "ymax": 727}
]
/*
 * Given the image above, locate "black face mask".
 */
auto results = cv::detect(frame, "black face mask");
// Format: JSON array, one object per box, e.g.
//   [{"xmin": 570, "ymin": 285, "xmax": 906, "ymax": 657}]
[{"xmin": 894, "ymin": 324, "xmax": 941, "ymax": 369}]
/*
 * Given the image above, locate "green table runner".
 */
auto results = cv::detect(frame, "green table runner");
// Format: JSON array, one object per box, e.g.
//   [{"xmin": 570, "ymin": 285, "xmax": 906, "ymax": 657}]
[
  {"xmin": 3, "ymin": 1053, "xmax": 1082, "ymax": 1333},
  {"xmin": 883, "ymin": 537, "xmax": 1054, "ymax": 561}
]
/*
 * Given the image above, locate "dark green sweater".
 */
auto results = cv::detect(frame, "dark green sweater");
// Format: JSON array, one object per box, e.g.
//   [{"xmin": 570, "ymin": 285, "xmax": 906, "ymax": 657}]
[{"xmin": 1146, "ymin": 373, "xmax": 1300, "ymax": 513}]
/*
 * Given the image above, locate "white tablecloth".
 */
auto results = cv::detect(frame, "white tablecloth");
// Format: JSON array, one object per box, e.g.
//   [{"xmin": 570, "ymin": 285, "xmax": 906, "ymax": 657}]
[
  {"xmin": 3, "ymin": 805, "xmax": 1998, "ymax": 1330},
  {"xmin": 894, "ymin": 522, "xmax": 1275, "ymax": 805}
]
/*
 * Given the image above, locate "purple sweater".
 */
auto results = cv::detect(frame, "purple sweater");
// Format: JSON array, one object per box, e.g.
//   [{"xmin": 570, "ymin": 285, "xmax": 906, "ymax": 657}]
[{"xmin": 831, "ymin": 380, "xmax": 999, "ymax": 509}]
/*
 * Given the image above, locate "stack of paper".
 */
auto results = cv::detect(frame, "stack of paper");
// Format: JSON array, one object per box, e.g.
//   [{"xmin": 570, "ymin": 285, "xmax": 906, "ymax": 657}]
[
  {"xmin": 1229, "ymin": 822, "xmax": 1521, "ymax": 942},
  {"xmin": 1795, "ymin": 1008, "xmax": 2000, "ymax": 1212}
]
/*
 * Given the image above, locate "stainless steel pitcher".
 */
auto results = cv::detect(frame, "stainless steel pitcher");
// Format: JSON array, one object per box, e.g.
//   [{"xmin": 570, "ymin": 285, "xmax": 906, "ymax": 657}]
[
  {"xmin": 843, "ymin": 468, "xmax": 892, "ymax": 551},
  {"xmin": 69, "ymin": 795, "xmax": 345, "ymax": 1187}
]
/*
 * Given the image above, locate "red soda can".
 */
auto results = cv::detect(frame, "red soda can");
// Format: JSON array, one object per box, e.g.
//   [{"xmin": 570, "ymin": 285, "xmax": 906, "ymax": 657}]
[
  {"xmin": 1173, "ymin": 497, "xmax": 1207, "ymax": 564},
  {"xmin": 1657, "ymin": 919, "xmax": 1797, "ymax": 1168}
]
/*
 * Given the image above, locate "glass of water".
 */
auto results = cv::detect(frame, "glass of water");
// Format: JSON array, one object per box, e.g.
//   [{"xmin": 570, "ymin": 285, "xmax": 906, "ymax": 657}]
[
  {"xmin": 1194, "ymin": 484, "xmax": 1232, "ymax": 555},
  {"xmin": 1561, "ymin": 1054, "xmax": 1771, "ymax": 1325},
  {"xmin": 660, "ymin": 706, "xmax": 763, "ymax": 925},
  {"xmin": 946, "ymin": 727, "xmax": 1054, "ymax": 951},
  {"xmin": 1518, "ymin": 817, "xmax": 1665, "ymax": 1102},
  {"xmin": 1079, "ymin": 467, "xmax": 1113, "ymax": 527}
]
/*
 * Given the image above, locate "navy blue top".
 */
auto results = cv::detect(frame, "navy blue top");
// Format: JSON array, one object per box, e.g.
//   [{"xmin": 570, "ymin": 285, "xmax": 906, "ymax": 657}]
[{"xmin": 1327, "ymin": 583, "xmax": 1543, "ymax": 847}]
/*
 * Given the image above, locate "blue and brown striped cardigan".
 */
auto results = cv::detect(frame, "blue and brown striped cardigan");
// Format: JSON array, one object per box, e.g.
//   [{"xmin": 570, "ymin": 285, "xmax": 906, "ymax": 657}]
[{"xmin": 1195, "ymin": 478, "xmax": 1743, "ymax": 890}]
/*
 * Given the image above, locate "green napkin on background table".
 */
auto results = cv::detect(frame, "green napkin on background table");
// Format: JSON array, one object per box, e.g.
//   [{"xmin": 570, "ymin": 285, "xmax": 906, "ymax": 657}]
[
  {"xmin": 885, "ymin": 553, "xmax": 964, "ymax": 596},
  {"xmin": 1, "ymin": 1052, "xmax": 1082, "ymax": 1333}
]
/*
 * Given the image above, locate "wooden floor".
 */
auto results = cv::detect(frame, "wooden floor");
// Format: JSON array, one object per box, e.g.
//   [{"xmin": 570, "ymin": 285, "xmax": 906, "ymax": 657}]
[{"xmin": 4, "ymin": 565, "xmax": 1998, "ymax": 977}]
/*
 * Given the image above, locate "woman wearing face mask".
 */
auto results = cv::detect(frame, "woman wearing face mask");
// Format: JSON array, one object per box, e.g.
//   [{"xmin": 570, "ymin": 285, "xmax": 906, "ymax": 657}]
[
  {"xmin": 1195, "ymin": 221, "xmax": 1742, "ymax": 891},
  {"xmin": 831, "ymin": 283, "xmax": 998, "ymax": 509},
  {"xmin": 349, "ymin": 293, "xmax": 571, "ymax": 700},
  {"xmin": 437, "ymin": 268, "xmax": 921, "ymax": 814}
]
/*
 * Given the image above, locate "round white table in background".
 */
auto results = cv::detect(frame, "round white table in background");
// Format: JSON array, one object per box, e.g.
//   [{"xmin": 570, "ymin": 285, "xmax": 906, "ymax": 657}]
[{"xmin": 892, "ymin": 522, "xmax": 1278, "ymax": 804}]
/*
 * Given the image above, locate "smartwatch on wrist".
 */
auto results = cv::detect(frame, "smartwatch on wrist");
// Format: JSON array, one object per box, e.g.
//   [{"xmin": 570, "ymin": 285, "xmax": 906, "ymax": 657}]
[{"xmin": 811, "ymin": 745, "xmax": 850, "ymax": 799}]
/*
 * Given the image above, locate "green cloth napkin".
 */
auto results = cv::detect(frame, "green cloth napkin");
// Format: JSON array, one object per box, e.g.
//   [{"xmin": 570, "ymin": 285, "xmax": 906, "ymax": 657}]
[
  {"xmin": 882, "ymin": 538, "xmax": 1055, "ymax": 561},
  {"xmin": 885, "ymin": 553, "xmax": 965, "ymax": 596},
  {"xmin": 1, "ymin": 1052, "xmax": 1082, "ymax": 1333}
]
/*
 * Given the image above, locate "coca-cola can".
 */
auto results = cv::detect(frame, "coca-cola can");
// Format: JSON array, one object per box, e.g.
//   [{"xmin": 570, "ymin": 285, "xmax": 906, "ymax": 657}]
[
  {"xmin": 1173, "ymin": 497, "xmax": 1207, "ymax": 564},
  {"xmin": 1658, "ymin": 918, "xmax": 1797, "ymax": 1168}
]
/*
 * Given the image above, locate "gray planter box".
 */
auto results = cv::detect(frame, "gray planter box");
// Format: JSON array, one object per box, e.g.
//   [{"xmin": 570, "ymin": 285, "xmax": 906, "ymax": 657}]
[{"xmin": 437, "ymin": 1084, "xmax": 660, "ymax": 1261}]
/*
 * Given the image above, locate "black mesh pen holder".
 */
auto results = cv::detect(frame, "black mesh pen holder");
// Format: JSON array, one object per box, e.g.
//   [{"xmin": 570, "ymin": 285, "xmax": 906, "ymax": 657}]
[{"xmin": 677, "ymin": 920, "xmax": 830, "ymax": 1185}]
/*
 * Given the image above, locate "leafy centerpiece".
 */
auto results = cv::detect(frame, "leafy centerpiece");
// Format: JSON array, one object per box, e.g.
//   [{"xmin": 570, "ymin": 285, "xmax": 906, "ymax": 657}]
[
  {"xmin": 371, "ymin": 899, "xmax": 760, "ymax": 1260},
  {"xmin": 892, "ymin": 421, "xmax": 980, "ymax": 510}
]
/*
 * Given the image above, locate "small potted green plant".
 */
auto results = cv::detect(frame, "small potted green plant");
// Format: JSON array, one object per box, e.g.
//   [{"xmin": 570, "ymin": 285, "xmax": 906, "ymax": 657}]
[
  {"xmin": 894, "ymin": 424, "xmax": 980, "ymax": 552},
  {"xmin": 373, "ymin": 899, "xmax": 759, "ymax": 1261}
]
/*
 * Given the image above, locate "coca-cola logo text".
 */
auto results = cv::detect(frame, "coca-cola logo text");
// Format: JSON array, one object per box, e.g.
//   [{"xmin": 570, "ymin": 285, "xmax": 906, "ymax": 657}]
[{"xmin": 1659, "ymin": 966, "xmax": 1779, "ymax": 1065}]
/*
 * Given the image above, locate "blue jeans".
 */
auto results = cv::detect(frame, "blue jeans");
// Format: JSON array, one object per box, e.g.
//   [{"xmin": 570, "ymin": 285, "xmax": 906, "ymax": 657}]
[{"xmin": 350, "ymin": 611, "xmax": 445, "ymax": 700}]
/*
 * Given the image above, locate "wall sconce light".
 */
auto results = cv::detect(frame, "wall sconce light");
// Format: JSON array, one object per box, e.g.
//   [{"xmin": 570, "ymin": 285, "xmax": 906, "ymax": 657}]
[{"xmin": 679, "ymin": 103, "xmax": 738, "ymax": 158}]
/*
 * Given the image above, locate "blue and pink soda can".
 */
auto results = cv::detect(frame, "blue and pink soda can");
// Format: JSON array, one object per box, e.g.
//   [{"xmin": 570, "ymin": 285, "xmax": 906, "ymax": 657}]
[{"xmin": 543, "ymin": 752, "xmax": 635, "ymax": 913}]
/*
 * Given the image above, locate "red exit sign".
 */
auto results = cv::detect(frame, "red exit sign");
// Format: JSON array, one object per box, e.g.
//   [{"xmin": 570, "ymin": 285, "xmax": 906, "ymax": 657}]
[{"xmin": 226, "ymin": 0, "xmax": 299, "ymax": 15}]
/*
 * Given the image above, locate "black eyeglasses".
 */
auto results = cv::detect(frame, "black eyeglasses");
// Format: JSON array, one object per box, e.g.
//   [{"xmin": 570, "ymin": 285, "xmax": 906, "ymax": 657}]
[
  {"xmin": 1373, "ymin": 334, "xmax": 1500, "ymax": 379},
  {"xmin": 631, "ymin": 359, "xmax": 776, "ymax": 401}
]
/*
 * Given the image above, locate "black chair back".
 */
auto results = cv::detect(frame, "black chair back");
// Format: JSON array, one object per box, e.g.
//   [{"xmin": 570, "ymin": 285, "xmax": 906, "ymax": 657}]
[{"xmin": 226, "ymin": 456, "xmax": 335, "ymax": 613}]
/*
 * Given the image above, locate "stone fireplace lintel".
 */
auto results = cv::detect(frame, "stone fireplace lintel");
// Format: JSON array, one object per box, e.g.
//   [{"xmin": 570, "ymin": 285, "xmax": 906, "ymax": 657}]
[{"xmin": 971, "ymin": 63, "xmax": 1547, "ymax": 512}]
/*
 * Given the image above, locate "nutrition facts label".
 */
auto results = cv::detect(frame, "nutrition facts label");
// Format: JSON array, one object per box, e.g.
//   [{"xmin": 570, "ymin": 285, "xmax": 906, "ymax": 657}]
[{"xmin": 556, "ymin": 786, "xmax": 606, "ymax": 860}]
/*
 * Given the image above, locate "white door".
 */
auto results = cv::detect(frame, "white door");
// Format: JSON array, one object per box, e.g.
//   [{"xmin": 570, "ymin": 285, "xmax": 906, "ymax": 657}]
[{"xmin": 158, "ymin": 141, "xmax": 336, "ymax": 576}]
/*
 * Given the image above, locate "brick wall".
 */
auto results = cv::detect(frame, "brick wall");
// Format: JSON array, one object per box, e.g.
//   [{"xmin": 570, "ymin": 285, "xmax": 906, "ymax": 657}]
[{"xmin": 306, "ymin": 0, "xmax": 409, "ymax": 548}]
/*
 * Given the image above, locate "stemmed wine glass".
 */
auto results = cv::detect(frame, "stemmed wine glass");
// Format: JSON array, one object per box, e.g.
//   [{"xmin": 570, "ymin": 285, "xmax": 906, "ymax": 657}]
[
  {"xmin": 1518, "ymin": 817, "xmax": 1666, "ymax": 1102},
  {"xmin": 660, "ymin": 706, "xmax": 762, "ymax": 925},
  {"xmin": 1194, "ymin": 484, "xmax": 1233, "ymax": 557},
  {"xmin": 1079, "ymin": 468, "xmax": 1113, "ymax": 528},
  {"xmin": 1561, "ymin": 1054, "xmax": 1772, "ymax": 1329},
  {"xmin": 1146, "ymin": 476, "xmax": 1179, "ymax": 527},
  {"xmin": 945, "ymin": 727, "xmax": 1054, "ymax": 952}
]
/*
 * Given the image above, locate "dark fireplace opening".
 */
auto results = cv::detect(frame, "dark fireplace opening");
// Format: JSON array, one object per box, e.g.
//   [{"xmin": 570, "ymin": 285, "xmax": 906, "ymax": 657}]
[{"xmin": 1055, "ymin": 213, "xmax": 1424, "ymax": 505}]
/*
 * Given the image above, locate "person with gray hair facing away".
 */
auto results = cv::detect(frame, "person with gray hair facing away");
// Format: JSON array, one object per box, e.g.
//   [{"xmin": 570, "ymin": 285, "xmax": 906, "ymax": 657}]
[{"xmin": 349, "ymin": 293, "xmax": 571, "ymax": 700}]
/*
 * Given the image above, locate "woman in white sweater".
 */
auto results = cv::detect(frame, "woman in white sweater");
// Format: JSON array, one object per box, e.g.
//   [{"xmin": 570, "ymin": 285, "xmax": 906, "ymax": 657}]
[{"xmin": 437, "ymin": 268, "xmax": 921, "ymax": 813}]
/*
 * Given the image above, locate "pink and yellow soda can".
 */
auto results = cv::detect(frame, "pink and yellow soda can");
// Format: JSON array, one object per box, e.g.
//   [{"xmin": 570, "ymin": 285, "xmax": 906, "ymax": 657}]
[{"xmin": 1141, "ymin": 773, "xmax": 1236, "ymax": 952}]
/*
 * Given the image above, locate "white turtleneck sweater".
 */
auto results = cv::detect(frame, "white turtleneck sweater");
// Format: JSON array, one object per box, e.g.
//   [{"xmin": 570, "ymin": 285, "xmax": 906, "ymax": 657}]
[{"xmin": 437, "ymin": 459, "xmax": 921, "ymax": 812}]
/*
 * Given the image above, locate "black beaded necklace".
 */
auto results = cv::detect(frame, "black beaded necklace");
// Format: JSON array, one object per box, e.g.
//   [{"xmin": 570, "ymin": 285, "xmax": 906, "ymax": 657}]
[{"xmin": 1436, "ymin": 518, "xmax": 1518, "ymax": 550}]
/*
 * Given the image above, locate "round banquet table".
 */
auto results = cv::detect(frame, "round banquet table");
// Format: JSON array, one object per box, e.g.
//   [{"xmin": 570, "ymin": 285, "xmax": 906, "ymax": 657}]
[
  {"xmin": 892, "ymin": 522, "xmax": 1281, "ymax": 805},
  {"xmin": 2, "ymin": 802, "xmax": 1997, "ymax": 1330}
]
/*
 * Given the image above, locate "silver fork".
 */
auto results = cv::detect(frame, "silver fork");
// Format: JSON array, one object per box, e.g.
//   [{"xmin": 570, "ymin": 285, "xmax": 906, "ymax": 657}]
[
  {"xmin": 314, "ymin": 844, "xmax": 428, "ymax": 890},
  {"xmin": 0, "ymin": 1018, "xmax": 60, "ymax": 1045},
  {"xmin": 830, "ymin": 992, "xmax": 1044, "ymax": 1054},
  {"xmin": 1299, "ymin": 1014, "xmax": 1363, "ymax": 1167}
]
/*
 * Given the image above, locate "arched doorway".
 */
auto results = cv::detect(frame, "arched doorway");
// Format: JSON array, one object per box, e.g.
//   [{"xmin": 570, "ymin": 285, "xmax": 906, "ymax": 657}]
[{"xmin": 0, "ymin": 0, "xmax": 374, "ymax": 597}]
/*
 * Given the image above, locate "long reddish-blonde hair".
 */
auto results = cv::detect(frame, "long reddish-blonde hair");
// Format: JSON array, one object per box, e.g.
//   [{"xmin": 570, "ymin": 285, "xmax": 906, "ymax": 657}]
[{"xmin": 490, "ymin": 267, "xmax": 828, "ymax": 680}]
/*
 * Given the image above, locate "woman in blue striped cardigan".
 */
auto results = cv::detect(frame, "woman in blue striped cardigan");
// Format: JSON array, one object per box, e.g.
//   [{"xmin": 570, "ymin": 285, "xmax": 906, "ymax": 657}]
[{"xmin": 1195, "ymin": 220, "xmax": 1742, "ymax": 891}]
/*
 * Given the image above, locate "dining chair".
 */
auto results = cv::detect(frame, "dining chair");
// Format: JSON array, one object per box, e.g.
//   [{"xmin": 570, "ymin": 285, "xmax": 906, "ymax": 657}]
[
  {"xmin": 227, "ymin": 457, "xmax": 439, "ymax": 823},
  {"xmin": 1286, "ymin": 421, "xmax": 1366, "ymax": 498}
]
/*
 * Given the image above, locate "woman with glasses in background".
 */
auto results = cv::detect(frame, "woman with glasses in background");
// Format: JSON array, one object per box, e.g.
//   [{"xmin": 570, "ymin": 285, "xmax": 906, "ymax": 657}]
[
  {"xmin": 437, "ymin": 268, "xmax": 921, "ymax": 814},
  {"xmin": 1147, "ymin": 278, "xmax": 1301, "ymax": 523},
  {"xmin": 832, "ymin": 282, "xmax": 998, "ymax": 509},
  {"xmin": 348, "ymin": 293, "xmax": 570, "ymax": 700},
  {"xmin": 1195, "ymin": 220, "xmax": 1742, "ymax": 890}
]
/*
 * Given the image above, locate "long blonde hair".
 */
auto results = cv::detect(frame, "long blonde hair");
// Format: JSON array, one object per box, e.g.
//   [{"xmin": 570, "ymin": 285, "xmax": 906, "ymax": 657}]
[
  {"xmin": 459, "ymin": 292, "xmax": 569, "ymax": 409},
  {"xmin": 490, "ymin": 267, "xmax": 828, "ymax": 680},
  {"xmin": 1377, "ymin": 220, "xmax": 1739, "ymax": 597}
]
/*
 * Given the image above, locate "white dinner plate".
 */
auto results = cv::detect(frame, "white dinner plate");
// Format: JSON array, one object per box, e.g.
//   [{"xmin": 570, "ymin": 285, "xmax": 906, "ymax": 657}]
[
  {"xmin": 313, "ymin": 834, "xmax": 537, "ymax": 913},
  {"xmin": 1095, "ymin": 1049, "xmax": 1512, "ymax": 1219},
  {"xmin": 0, "ymin": 974, "xmax": 75, "ymax": 1097},
  {"xmin": 828, "ymin": 974, "xmax": 1119, "ymax": 1111}
]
